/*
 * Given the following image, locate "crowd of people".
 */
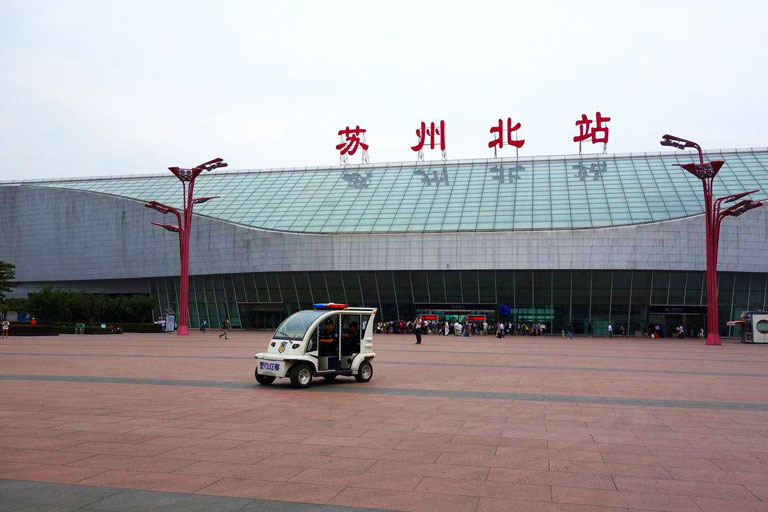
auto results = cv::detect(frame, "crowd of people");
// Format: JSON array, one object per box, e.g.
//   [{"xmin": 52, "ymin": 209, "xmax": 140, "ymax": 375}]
[
  {"xmin": 375, "ymin": 318, "xmax": 706, "ymax": 340},
  {"xmin": 374, "ymin": 319, "xmax": 548, "ymax": 338},
  {"xmin": 647, "ymin": 322, "xmax": 704, "ymax": 339}
]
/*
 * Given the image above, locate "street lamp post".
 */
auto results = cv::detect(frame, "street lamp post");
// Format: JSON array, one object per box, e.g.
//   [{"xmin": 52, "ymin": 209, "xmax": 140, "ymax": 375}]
[
  {"xmin": 660, "ymin": 135, "xmax": 762, "ymax": 345},
  {"xmin": 145, "ymin": 158, "xmax": 227, "ymax": 336}
]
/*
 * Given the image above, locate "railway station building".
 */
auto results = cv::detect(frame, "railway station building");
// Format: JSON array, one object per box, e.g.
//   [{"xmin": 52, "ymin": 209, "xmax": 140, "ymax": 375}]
[{"xmin": 1, "ymin": 148, "xmax": 767, "ymax": 336}]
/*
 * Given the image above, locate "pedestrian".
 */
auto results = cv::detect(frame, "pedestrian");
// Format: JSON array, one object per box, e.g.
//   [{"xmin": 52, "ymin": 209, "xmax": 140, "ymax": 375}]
[
  {"xmin": 607, "ymin": 322, "xmax": 613, "ymax": 338},
  {"xmin": 413, "ymin": 318, "xmax": 422, "ymax": 344},
  {"xmin": 587, "ymin": 320, "xmax": 593, "ymax": 338},
  {"xmin": 219, "ymin": 317, "xmax": 230, "ymax": 340},
  {"xmin": 568, "ymin": 322, "xmax": 574, "ymax": 340},
  {"xmin": 30, "ymin": 317, "xmax": 36, "ymax": 326},
  {"xmin": 1, "ymin": 319, "xmax": 9, "ymax": 339}
]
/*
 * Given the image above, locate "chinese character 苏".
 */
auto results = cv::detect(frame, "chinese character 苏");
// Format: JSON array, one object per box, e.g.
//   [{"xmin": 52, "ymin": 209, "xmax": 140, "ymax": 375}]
[
  {"xmin": 414, "ymin": 167, "xmax": 449, "ymax": 186},
  {"xmin": 336, "ymin": 125, "xmax": 369, "ymax": 164},
  {"xmin": 411, "ymin": 120, "xmax": 446, "ymax": 161},
  {"xmin": 489, "ymin": 118, "xmax": 525, "ymax": 157},
  {"xmin": 341, "ymin": 170, "xmax": 373, "ymax": 189}
]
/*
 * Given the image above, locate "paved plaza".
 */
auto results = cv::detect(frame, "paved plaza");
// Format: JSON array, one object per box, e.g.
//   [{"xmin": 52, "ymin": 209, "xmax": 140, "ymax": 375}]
[{"xmin": 0, "ymin": 332, "xmax": 767, "ymax": 511}]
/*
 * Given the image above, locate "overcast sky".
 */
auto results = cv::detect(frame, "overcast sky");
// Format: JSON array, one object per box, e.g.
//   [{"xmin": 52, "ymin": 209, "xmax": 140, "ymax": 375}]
[{"xmin": 1, "ymin": 0, "xmax": 766, "ymax": 179}]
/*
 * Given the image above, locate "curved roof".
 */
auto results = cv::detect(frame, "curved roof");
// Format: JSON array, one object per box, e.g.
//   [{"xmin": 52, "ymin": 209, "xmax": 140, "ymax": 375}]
[{"xmin": 20, "ymin": 149, "xmax": 768, "ymax": 234}]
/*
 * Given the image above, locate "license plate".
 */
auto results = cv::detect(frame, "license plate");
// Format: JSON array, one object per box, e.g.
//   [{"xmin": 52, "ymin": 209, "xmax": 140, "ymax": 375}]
[{"xmin": 258, "ymin": 360, "xmax": 283, "ymax": 376}]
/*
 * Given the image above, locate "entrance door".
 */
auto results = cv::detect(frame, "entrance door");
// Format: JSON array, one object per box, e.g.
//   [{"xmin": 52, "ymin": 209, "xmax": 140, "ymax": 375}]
[{"xmin": 241, "ymin": 304, "xmax": 284, "ymax": 330}]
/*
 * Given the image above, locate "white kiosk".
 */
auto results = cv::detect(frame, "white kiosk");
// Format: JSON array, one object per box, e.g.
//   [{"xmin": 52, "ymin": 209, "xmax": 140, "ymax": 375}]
[{"xmin": 728, "ymin": 311, "xmax": 768, "ymax": 344}]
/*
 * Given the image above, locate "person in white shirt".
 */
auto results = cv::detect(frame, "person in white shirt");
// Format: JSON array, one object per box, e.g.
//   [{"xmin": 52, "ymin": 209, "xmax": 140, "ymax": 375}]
[{"xmin": 2, "ymin": 319, "xmax": 9, "ymax": 338}]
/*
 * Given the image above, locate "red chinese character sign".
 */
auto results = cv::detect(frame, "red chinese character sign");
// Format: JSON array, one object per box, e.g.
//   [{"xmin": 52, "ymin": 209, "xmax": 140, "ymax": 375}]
[
  {"xmin": 336, "ymin": 125, "xmax": 369, "ymax": 164},
  {"xmin": 573, "ymin": 112, "xmax": 610, "ymax": 154},
  {"xmin": 411, "ymin": 120, "xmax": 446, "ymax": 161},
  {"xmin": 489, "ymin": 118, "xmax": 525, "ymax": 158}
]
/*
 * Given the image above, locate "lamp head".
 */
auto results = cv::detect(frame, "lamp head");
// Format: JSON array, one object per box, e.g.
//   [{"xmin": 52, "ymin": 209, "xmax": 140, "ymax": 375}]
[
  {"xmin": 722, "ymin": 189, "xmax": 759, "ymax": 204},
  {"xmin": 660, "ymin": 134, "xmax": 699, "ymax": 151},
  {"xmin": 725, "ymin": 200, "xmax": 762, "ymax": 218},
  {"xmin": 197, "ymin": 158, "xmax": 228, "ymax": 172},
  {"xmin": 191, "ymin": 195, "xmax": 219, "ymax": 205},
  {"xmin": 144, "ymin": 201, "xmax": 176, "ymax": 215},
  {"xmin": 151, "ymin": 222, "xmax": 180, "ymax": 233}
]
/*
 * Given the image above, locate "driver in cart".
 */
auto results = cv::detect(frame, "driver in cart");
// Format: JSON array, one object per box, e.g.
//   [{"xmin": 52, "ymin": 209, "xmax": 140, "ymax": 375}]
[{"xmin": 319, "ymin": 317, "xmax": 338, "ymax": 369}]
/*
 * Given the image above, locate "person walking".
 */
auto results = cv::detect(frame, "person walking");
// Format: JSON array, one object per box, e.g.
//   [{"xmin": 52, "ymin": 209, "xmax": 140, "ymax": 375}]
[
  {"xmin": 219, "ymin": 318, "xmax": 230, "ymax": 340},
  {"xmin": 2, "ymin": 319, "xmax": 9, "ymax": 339},
  {"xmin": 568, "ymin": 322, "xmax": 574, "ymax": 340},
  {"xmin": 607, "ymin": 322, "xmax": 613, "ymax": 338},
  {"xmin": 587, "ymin": 320, "xmax": 593, "ymax": 338},
  {"xmin": 413, "ymin": 318, "xmax": 422, "ymax": 345}
]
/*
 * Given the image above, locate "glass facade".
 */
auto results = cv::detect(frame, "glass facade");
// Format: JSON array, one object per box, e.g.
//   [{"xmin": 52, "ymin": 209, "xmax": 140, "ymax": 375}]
[
  {"xmin": 149, "ymin": 270, "xmax": 768, "ymax": 337},
  {"xmin": 27, "ymin": 149, "xmax": 768, "ymax": 234}
]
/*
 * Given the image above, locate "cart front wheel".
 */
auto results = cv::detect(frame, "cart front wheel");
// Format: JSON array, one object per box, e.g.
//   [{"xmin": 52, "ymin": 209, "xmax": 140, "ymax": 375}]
[
  {"xmin": 290, "ymin": 363, "xmax": 313, "ymax": 388},
  {"xmin": 255, "ymin": 370, "xmax": 275, "ymax": 385},
  {"xmin": 355, "ymin": 360, "xmax": 373, "ymax": 382}
]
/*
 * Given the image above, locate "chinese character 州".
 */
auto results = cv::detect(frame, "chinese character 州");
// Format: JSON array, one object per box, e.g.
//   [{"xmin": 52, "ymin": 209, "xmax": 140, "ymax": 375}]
[
  {"xmin": 414, "ymin": 168, "xmax": 449, "ymax": 186},
  {"xmin": 573, "ymin": 112, "xmax": 611, "ymax": 154},
  {"xmin": 411, "ymin": 120, "xmax": 446, "ymax": 161},
  {"xmin": 489, "ymin": 118, "xmax": 525, "ymax": 157}
]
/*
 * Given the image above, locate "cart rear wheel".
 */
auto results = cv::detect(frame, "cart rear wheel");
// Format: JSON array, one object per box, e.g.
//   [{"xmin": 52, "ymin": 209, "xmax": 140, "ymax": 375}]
[
  {"xmin": 290, "ymin": 363, "xmax": 313, "ymax": 388},
  {"xmin": 355, "ymin": 360, "xmax": 373, "ymax": 382}
]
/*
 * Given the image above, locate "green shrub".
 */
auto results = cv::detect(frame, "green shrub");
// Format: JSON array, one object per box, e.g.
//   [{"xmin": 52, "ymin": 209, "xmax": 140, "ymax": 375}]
[
  {"xmin": 26, "ymin": 288, "xmax": 155, "ymax": 323},
  {"xmin": 51, "ymin": 322, "xmax": 162, "ymax": 334},
  {"xmin": 6, "ymin": 324, "xmax": 56, "ymax": 336}
]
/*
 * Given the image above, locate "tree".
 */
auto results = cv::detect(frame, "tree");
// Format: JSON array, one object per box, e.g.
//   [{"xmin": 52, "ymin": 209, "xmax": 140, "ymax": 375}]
[
  {"xmin": 26, "ymin": 287, "xmax": 155, "ymax": 323},
  {"xmin": 0, "ymin": 262, "xmax": 15, "ymax": 302}
]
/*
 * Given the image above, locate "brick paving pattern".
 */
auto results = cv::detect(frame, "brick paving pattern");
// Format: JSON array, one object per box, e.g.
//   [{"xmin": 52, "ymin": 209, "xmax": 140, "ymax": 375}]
[{"xmin": 0, "ymin": 331, "xmax": 767, "ymax": 511}]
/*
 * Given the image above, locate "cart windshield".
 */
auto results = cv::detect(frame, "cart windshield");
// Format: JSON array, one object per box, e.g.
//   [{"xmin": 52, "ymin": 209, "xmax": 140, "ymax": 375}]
[{"xmin": 273, "ymin": 310, "xmax": 326, "ymax": 340}]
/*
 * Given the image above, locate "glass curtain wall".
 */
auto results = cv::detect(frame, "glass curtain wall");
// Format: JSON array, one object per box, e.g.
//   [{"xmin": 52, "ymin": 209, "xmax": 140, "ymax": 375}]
[{"xmin": 149, "ymin": 270, "xmax": 767, "ymax": 336}]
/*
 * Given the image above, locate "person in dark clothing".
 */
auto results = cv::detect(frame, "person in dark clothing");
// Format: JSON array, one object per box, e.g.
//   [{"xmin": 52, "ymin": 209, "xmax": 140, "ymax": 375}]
[
  {"xmin": 219, "ymin": 318, "xmax": 230, "ymax": 340},
  {"xmin": 413, "ymin": 318, "xmax": 422, "ymax": 344}
]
